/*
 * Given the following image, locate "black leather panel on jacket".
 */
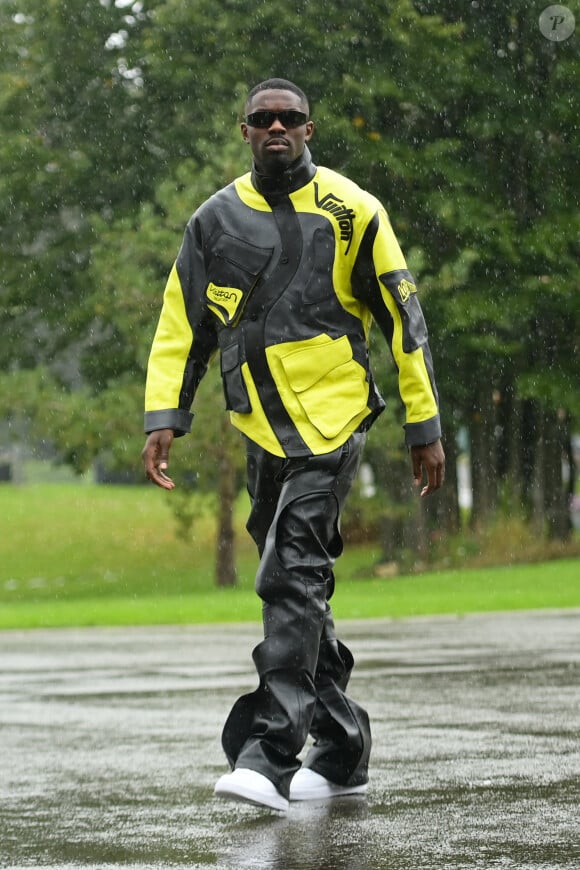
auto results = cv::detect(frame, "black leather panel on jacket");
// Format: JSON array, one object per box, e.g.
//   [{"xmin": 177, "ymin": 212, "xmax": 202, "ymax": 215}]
[{"xmin": 379, "ymin": 268, "xmax": 428, "ymax": 353}]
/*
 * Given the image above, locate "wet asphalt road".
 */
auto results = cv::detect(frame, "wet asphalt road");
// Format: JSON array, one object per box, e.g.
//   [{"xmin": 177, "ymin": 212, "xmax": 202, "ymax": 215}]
[{"xmin": 0, "ymin": 610, "xmax": 579, "ymax": 870}]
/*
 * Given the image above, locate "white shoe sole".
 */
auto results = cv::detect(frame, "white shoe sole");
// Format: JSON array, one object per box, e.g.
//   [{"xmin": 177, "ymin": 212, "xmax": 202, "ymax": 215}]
[
  {"xmin": 290, "ymin": 782, "xmax": 368, "ymax": 801},
  {"xmin": 214, "ymin": 771, "xmax": 289, "ymax": 812},
  {"xmin": 290, "ymin": 769, "xmax": 368, "ymax": 801}
]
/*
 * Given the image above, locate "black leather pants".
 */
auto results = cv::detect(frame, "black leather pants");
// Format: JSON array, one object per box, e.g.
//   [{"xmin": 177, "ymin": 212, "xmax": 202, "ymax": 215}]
[{"xmin": 221, "ymin": 432, "xmax": 371, "ymax": 799}]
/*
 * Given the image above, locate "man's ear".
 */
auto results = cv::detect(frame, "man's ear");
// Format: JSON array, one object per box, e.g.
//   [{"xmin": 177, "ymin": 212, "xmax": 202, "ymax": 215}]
[
  {"xmin": 305, "ymin": 121, "xmax": 315, "ymax": 142},
  {"xmin": 240, "ymin": 122, "xmax": 249, "ymax": 143}
]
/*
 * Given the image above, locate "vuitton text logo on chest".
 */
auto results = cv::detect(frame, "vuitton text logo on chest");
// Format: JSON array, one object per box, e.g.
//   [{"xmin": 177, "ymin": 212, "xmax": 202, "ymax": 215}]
[{"xmin": 313, "ymin": 182, "xmax": 355, "ymax": 253}]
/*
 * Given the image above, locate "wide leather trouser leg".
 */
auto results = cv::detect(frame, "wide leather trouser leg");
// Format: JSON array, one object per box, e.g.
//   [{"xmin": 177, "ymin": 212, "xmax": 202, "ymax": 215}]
[
  {"xmin": 303, "ymin": 604, "xmax": 371, "ymax": 786},
  {"xmin": 221, "ymin": 433, "xmax": 371, "ymax": 798}
]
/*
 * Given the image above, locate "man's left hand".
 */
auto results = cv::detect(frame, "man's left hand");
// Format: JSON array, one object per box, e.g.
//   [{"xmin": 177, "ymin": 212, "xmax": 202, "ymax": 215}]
[{"xmin": 411, "ymin": 439, "xmax": 445, "ymax": 497}]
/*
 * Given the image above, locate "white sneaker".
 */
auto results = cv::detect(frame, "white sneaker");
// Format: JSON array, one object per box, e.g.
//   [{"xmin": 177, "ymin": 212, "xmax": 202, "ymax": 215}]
[
  {"xmin": 289, "ymin": 768, "xmax": 368, "ymax": 801},
  {"xmin": 214, "ymin": 768, "xmax": 289, "ymax": 812}
]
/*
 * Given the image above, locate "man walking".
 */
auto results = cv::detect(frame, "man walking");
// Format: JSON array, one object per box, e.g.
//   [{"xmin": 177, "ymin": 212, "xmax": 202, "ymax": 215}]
[{"xmin": 142, "ymin": 78, "xmax": 445, "ymax": 812}]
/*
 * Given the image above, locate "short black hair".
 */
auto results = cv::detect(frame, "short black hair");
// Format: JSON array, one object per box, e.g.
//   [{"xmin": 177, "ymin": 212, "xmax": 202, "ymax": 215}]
[{"xmin": 245, "ymin": 79, "xmax": 309, "ymax": 115}]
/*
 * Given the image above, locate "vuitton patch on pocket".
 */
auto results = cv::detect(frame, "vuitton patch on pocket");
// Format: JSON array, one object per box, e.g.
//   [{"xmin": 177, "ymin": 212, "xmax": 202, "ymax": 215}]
[{"xmin": 206, "ymin": 283, "xmax": 246, "ymax": 327}]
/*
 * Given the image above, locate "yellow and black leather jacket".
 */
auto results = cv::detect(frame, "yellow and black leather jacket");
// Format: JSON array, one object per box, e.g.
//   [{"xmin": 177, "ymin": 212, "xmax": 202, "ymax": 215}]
[{"xmin": 144, "ymin": 147, "xmax": 441, "ymax": 457}]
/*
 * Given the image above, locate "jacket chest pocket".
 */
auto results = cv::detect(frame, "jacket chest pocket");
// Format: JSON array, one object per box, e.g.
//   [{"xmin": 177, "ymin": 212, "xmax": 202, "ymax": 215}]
[{"xmin": 206, "ymin": 234, "xmax": 273, "ymax": 327}]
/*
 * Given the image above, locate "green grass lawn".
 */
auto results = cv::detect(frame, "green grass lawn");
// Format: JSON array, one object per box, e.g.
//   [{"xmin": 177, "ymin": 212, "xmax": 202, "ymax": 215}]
[{"xmin": 1, "ymin": 483, "xmax": 579, "ymax": 630}]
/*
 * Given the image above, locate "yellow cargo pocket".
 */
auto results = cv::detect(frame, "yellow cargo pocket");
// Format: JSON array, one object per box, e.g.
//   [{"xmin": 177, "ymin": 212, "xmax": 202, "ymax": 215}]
[{"xmin": 280, "ymin": 335, "xmax": 368, "ymax": 439}]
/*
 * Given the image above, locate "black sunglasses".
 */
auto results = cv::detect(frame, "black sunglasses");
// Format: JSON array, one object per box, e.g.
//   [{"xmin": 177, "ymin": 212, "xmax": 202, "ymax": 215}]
[{"xmin": 245, "ymin": 110, "xmax": 308, "ymax": 129}]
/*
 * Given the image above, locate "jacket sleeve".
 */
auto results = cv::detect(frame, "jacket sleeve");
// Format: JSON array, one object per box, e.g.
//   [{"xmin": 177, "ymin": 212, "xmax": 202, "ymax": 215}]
[
  {"xmin": 352, "ymin": 208, "xmax": 441, "ymax": 447},
  {"xmin": 144, "ymin": 215, "xmax": 218, "ymax": 435}
]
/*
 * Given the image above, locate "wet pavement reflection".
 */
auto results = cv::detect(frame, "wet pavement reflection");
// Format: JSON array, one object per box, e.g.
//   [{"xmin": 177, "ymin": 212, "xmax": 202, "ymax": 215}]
[{"xmin": 1, "ymin": 610, "xmax": 579, "ymax": 869}]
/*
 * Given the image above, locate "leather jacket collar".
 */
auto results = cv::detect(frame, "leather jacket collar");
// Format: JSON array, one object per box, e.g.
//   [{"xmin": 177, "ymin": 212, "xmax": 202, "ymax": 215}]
[{"xmin": 251, "ymin": 146, "xmax": 317, "ymax": 197}]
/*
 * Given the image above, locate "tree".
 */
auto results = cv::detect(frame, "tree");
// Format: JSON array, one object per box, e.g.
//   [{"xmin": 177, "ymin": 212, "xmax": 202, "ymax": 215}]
[
  {"xmin": 420, "ymin": 2, "xmax": 580, "ymax": 538},
  {"xmin": 0, "ymin": 0, "xmax": 162, "ymax": 373},
  {"xmin": 1, "ymin": 0, "xmax": 578, "ymax": 575}
]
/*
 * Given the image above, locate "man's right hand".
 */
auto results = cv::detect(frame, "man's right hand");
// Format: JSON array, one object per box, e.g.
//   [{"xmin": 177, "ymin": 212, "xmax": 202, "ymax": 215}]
[{"xmin": 141, "ymin": 429, "xmax": 176, "ymax": 490}]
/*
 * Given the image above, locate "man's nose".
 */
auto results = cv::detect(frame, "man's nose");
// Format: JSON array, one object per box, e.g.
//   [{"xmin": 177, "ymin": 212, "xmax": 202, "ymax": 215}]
[{"xmin": 268, "ymin": 115, "xmax": 286, "ymax": 132}]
